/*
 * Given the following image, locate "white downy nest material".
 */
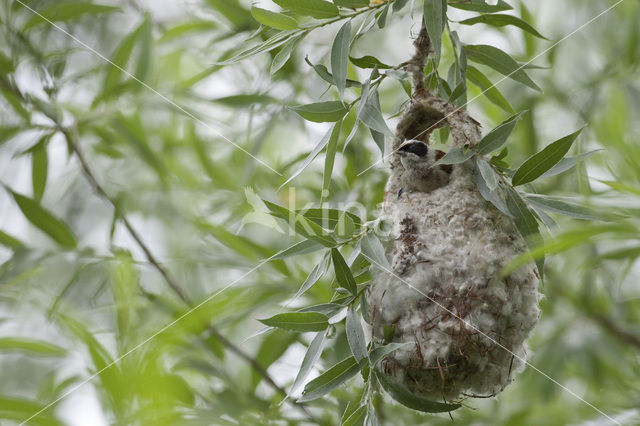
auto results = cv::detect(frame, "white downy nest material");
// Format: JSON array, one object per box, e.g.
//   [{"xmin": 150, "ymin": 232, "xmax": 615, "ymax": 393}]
[{"xmin": 365, "ymin": 97, "xmax": 541, "ymax": 402}]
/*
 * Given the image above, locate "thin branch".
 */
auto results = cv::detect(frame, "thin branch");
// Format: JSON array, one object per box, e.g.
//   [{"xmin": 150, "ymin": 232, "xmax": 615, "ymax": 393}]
[
  {"xmin": 592, "ymin": 313, "xmax": 640, "ymax": 350},
  {"xmin": 58, "ymin": 124, "xmax": 316, "ymax": 419}
]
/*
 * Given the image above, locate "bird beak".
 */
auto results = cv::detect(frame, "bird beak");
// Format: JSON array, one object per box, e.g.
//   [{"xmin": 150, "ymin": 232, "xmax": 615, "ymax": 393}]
[{"xmin": 394, "ymin": 149, "xmax": 406, "ymax": 156}]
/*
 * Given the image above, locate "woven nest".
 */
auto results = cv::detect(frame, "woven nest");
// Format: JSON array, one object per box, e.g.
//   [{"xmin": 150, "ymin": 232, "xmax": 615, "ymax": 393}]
[{"xmin": 364, "ymin": 97, "xmax": 541, "ymax": 403}]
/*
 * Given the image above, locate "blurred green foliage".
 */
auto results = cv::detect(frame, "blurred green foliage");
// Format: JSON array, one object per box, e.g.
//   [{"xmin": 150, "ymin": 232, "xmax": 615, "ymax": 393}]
[{"xmin": 0, "ymin": 0, "xmax": 639, "ymax": 425}]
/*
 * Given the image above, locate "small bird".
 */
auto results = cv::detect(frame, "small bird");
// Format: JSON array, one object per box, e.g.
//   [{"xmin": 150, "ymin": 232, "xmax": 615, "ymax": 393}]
[{"xmin": 395, "ymin": 140, "xmax": 453, "ymax": 194}]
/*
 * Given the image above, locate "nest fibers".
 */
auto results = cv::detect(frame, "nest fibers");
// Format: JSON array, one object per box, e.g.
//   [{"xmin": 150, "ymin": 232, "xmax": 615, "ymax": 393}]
[{"xmin": 365, "ymin": 97, "xmax": 541, "ymax": 403}]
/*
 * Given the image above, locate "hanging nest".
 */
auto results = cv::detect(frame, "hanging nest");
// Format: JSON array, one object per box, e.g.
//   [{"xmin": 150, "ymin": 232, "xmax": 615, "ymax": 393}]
[{"xmin": 364, "ymin": 24, "xmax": 540, "ymax": 406}]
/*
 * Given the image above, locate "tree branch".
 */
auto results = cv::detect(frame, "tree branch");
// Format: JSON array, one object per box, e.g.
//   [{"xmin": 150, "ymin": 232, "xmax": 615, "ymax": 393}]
[{"xmin": 58, "ymin": 124, "xmax": 315, "ymax": 419}]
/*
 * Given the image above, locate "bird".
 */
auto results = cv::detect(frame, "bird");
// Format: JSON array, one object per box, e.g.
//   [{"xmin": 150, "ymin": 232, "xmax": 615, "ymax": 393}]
[{"xmin": 395, "ymin": 140, "xmax": 453, "ymax": 195}]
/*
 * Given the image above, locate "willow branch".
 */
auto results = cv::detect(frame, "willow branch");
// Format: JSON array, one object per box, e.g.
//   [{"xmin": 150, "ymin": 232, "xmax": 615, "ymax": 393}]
[{"xmin": 58, "ymin": 123, "xmax": 314, "ymax": 419}]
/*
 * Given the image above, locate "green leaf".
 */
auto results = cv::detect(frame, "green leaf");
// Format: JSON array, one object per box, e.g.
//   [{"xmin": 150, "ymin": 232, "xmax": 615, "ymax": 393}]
[
  {"xmin": 476, "ymin": 113, "xmax": 521, "ymax": 154},
  {"xmin": 24, "ymin": 2, "xmax": 120, "ymax": 30},
  {"xmin": 9, "ymin": 190, "xmax": 77, "ymax": 248},
  {"xmin": 300, "ymin": 208, "xmax": 362, "ymax": 228},
  {"xmin": 259, "ymin": 312, "xmax": 329, "ymax": 332},
  {"xmin": 374, "ymin": 370, "xmax": 461, "ymax": 412},
  {"xmin": 289, "ymin": 331, "xmax": 327, "ymax": 396},
  {"xmin": 512, "ymin": 128, "xmax": 583, "ymax": 186},
  {"xmin": 30, "ymin": 138, "xmax": 48, "ymax": 202},
  {"xmin": 0, "ymin": 52, "xmax": 15, "ymax": 74},
  {"xmin": 0, "ymin": 337, "xmax": 66, "ymax": 357},
  {"xmin": 459, "ymin": 14, "xmax": 547, "ymax": 39},
  {"xmin": 331, "ymin": 248, "xmax": 358, "ymax": 295},
  {"xmin": 293, "ymin": 251, "xmax": 331, "ymax": 299},
  {"xmin": 448, "ymin": 0, "xmax": 512, "ymax": 13},
  {"xmin": 360, "ymin": 233, "xmax": 390, "ymax": 271},
  {"xmin": 298, "ymin": 356, "xmax": 363, "ymax": 402},
  {"xmin": 263, "ymin": 200, "xmax": 337, "ymax": 246},
  {"xmin": 472, "ymin": 167, "xmax": 511, "ymax": 217},
  {"xmin": 359, "ymin": 89, "xmax": 393, "ymax": 137},
  {"xmin": 524, "ymin": 194, "xmax": 607, "ymax": 221},
  {"xmin": 539, "ymin": 150, "xmax": 601, "ymax": 178},
  {"xmin": 476, "ymin": 158, "xmax": 499, "ymax": 190},
  {"xmin": 289, "ymin": 101, "xmax": 349, "ymax": 123},
  {"xmin": 0, "ymin": 230, "xmax": 24, "ymax": 249},
  {"xmin": 504, "ymin": 186, "xmax": 543, "ymax": 276},
  {"xmin": 423, "ymin": 0, "xmax": 447, "ymax": 66},
  {"xmin": 504, "ymin": 187, "xmax": 540, "ymax": 239},
  {"xmin": 334, "ymin": 0, "xmax": 369, "ymax": 6},
  {"xmin": 369, "ymin": 342, "xmax": 409, "ymax": 365},
  {"xmin": 212, "ymin": 94, "xmax": 278, "ymax": 107},
  {"xmin": 466, "ymin": 65, "xmax": 514, "ymax": 113},
  {"xmin": 433, "ymin": 147, "xmax": 474, "ymax": 166},
  {"xmin": 349, "ymin": 55, "xmax": 392, "ymax": 69},
  {"xmin": 464, "ymin": 44, "xmax": 541, "ymax": 92},
  {"xmin": 273, "ymin": 0, "xmax": 340, "ymax": 19},
  {"xmin": 323, "ymin": 119, "xmax": 342, "ymax": 198},
  {"xmin": 101, "ymin": 18, "xmax": 147, "ymax": 97},
  {"xmin": 341, "ymin": 404, "xmax": 366, "ymax": 426},
  {"xmin": 331, "ymin": 21, "xmax": 351, "ymax": 99},
  {"xmin": 279, "ymin": 122, "xmax": 338, "ymax": 188},
  {"xmin": 305, "ymin": 57, "xmax": 360, "ymax": 87},
  {"xmin": 158, "ymin": 20, "xmax": 218, "ymax": 43},
  {"xmin": 346, "ymin": 306, "xmax": 367, "ymax": 361},
  {"xmin": 271, "ymin": 34, "xmax": 304, "ymax": 74},
  {"xmin": 272, "ymin": 239, "xmax": 323, "ymax": 259},
  {"xmin": 205, "ymin": 0, "xmax": 254, "ymax": 30},
  {"xmin": 250, "ymin": 7, "xmax": 298, "ymax": 30}
]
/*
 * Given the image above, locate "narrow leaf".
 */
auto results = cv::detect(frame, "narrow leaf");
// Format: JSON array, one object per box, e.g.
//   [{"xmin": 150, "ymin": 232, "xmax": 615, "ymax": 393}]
[
  {"xmin": 273, "ymin": 0, "xmax": 339, "ymax": 19},
  {"xmin": 423, "ymin": 0, "xmax": 447, "ymax": 66},
  {"xmin": 323, "ymin": 119, "xmax": 342, "ymax": 199},
  {"xmin": 459, "ymin": 14, "xmax": 547, "ymax": 39},
  {"xmin": 289, "ymin": 101, "xmax": 349, "ymax": 123},
  {"xmin": 477, "ymin": 113, "xmax": 521, "ymax": 154},
  {"xmin": 31, "ymin": 138, "xmax": 48, "ymax": 201},
  {"xmin": 263, "ymin": 200, "xmax": 337, "ymax": 246},
  {"xmin": 512, "ymin": 128, "xmax": 583, "ymax": 186},
  {"xmin": 369, "ymin": 342, "xmax": 410, "ymax": 365},
  {"xmin": 476, "ymin": 158, "xmax": 499, "ymax": 190},
  {"xmin": 331, "ymin": 248, "xmax": 358, "ymax": 295},
  {"xmin": 346, "ymin": 306, "xmax": 367, "ymax": 361},
  {"xmin": 374, "ymin": 370, "xmax": 461, "ymax": 412},
  {"xmin": 251, "ymin": 7, "xmax": 298, "ymax": 30},
  {"xmin": 524, "ymin": 194, "xmax": 607, "ymax": 221},
  {"xmin": 473, "ymin": 168, "xmax": 511, "ymax": 217},
  {"xmin": 360, "ymin": 89, "xmax": 393, "ymax": 137},
  {"xmin": 341, "ymin": 404, "xmax": 366, "ymax": 426},
  {"xmin": 360, "ymin": 233, "xmax": 390, "ymax": 271},
  {"xmin": 466, "ymin": 65, "xmax": 514, "ymax": 113},
  {"xmin": 280, "ymin": 124, "xmax": 336, "ymax": 188},
  {"xmin": 259, "ymin": 312, "xmax": 329, "ymax": 332},
  {"xmin": 448, "ymin": 0, "xmax": 512, "ymax": 13},
  {"xmin": 272, "ymin": 239, "xmax": 323, "ymax": 259},
  {"xmin": 0, "ymin": 230, "xmax": 24, "ymax": 249},
  {"xmin": 299, "ymin": 356, "xmax": 363, "ymax": 402},
  {"xmin": 9, "ymin": 190, "xmax": 77, "ymax": 248},
  {"xmin": 331, "ymin": 21, "xmax": 351, "ymax": 99},
  {"xmin": 464, "ymin": 44, "xmax": 541, "ymax": 92},
  {"xmin": 539, "ymin": 150, "xmax": 601, "ymax": 178},
  {"xmin": 349, "ymin": 55, "xmax": 392, "ymax": 69},
  {"xmin": 289, "ymin": 331, "xmax": 327, "ymax": 396},
  {"xmin": 294, "ymin": 251, "xmax": 331, "ymax": 299},
  {"xmin": 0, "ymin": 337, "xmax": 66, "ymax": 357}
]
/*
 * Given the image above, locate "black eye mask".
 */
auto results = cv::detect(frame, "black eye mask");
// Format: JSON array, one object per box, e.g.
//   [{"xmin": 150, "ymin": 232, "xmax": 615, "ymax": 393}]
[{"xmin": 398, "ymin": 141, "xmax": 428, "ymax": 157}]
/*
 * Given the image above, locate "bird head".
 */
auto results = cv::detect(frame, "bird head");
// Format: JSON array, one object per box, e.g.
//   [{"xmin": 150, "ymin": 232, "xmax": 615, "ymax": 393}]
[{"xmin": 395, "ymin": 140, "xmax": 429, "ymax": 170}]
